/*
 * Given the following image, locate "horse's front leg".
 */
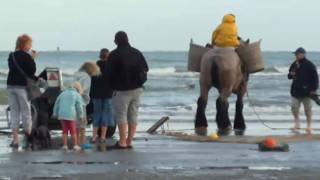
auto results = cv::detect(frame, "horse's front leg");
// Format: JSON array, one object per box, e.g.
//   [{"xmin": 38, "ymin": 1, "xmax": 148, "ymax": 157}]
[
  {"xmin": 216, "ymin": 91, "xmax": 232, "ymax": 135},
  {"xmin": 195, "ymin": 86, "xmax": 210, "ymax": 135}
]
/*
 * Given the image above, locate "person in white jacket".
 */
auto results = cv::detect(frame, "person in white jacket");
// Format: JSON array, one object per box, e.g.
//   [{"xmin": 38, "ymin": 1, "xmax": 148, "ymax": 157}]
[{"xmin": 74, "ymin": 62, "xmax": 99, "ymax": 149}]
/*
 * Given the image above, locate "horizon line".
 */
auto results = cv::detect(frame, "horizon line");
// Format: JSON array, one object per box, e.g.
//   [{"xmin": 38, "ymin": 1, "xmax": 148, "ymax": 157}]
[{"xmin": 1, "ymin": 50, "xmax": 320, "ymax": 53}]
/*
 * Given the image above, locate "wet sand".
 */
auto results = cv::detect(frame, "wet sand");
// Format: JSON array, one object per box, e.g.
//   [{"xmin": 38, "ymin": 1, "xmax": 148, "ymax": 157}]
[{"xmin": 0, "ymin": 122, "xmax": 320, "ymax": 179}]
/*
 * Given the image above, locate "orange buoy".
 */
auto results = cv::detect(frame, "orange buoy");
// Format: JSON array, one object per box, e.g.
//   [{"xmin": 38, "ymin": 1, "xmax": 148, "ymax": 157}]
[{"xmin": 262, "ymin": 137, "xmax": 278, "ymax": 148}]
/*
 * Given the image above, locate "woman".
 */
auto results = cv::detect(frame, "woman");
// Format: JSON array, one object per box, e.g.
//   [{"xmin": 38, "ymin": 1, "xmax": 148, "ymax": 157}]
[
  {"xmin": 7, "ymin": 34, "xmax": 37, "ymax": 149},
  {"xmin": 74, "ymin": 62, "xmax": 99, "ymax": 149},
  {"xmin": 90, "ymin": 49, "xmax": 114, "ymax": 143}
]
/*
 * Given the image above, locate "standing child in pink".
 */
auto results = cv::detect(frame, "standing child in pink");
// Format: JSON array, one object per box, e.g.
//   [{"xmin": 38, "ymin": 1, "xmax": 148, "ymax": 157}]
[{"xmin": 53, "ymin": 82, "xmax": 84, "ymax": 151}]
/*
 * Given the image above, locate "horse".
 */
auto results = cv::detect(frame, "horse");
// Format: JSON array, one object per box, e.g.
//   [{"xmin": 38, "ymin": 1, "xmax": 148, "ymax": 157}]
[{"xmin": 195, "ymin": 42, "xmax": 250, "ymax": 136}]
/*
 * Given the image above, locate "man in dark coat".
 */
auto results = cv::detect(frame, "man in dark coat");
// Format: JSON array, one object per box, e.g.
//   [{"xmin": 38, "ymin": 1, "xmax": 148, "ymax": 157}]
[
  {"xmin": 288, "ymin": 47, "xmax": 319, "ymax": 133},
  {"xmin": 105, "ymin": 31, "xmax": 148, "ymax": 149}
]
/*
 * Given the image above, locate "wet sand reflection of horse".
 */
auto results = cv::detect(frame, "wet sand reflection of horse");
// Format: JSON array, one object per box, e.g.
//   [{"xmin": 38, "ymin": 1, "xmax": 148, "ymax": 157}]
[{"xmin": 195, "ymin": 42, "xmax": 253, "ymax": 136}]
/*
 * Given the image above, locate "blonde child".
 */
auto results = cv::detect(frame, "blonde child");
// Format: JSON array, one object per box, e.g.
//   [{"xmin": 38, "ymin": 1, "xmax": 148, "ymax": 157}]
[
  {"xmin": 74, "ymin": 62, "xmax": 99, "ymax": 149},
  {"xmin": 53, "ymin": 82, "xmax": 84, "ymax": 151}
]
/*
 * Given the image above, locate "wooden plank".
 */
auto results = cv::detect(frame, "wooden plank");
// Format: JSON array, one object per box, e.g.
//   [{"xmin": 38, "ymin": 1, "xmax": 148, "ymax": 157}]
[{"xmin": 147, "ymin": 116, "xmax": 170, "ymax": 134}]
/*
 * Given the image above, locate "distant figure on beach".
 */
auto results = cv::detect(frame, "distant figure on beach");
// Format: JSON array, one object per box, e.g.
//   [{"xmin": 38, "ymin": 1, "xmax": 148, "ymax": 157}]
[
  {"xmin": 7, "ymin": 34, "xmax": 38, "ymax": 149},
  {"xmin": 74, "ymin": 62, "xmax": 99, "ymax": 149},
  {"xmin": 288, "ymin": 47, "xmax": 319, "ymax": 133},
  {"xmin": 90, "ymin": 48, "xmax": 114, "ymax": 143},
  {"xmin": 53, "ymin": 82, "xmax": 84, "ymax": 151},
  {"xmin": 211, "ymin": 14, "xmax": 240, "ymax": 48},
  {"xmin": 105, "ymin": 31, "xmax": 148, "ymax": 149}
]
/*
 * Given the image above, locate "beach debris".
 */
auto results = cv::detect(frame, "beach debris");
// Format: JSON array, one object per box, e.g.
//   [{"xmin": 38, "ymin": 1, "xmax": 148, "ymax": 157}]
[
  {"xmin": 258, "ymin": 137, "xmax": 289, "ymax": 152},
  {"xmin": 147, "ymin": 116, "xmax": 170, "ymax": 134},
  {"xmin": 208, "ymin": 133, "xmax": 220, "ymax": 141}
]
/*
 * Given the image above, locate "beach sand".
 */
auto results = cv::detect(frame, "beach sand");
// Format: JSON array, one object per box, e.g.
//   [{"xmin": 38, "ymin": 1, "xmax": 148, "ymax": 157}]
[{"xmin": 0, "ymin": 121, "xmax": 320, "ymax": 180}]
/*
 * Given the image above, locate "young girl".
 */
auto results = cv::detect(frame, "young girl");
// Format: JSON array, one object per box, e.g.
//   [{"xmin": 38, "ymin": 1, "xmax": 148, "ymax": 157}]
[
  {"xmin": 211, "ymin": 14, "xmax": 240, "ymax": 48},
  {"xmin": 74, "ymin": 62, "xmax": 99, "ymax": 149},
  {"xmin": 53, "ymin": 82, "xmax": 84, "ymax": 151}
]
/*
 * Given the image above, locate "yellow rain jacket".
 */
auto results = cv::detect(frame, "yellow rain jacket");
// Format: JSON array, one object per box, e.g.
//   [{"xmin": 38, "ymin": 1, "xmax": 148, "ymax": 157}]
[{"xmin": 211, "ymin": 14, "xmax": 240, "ymax": 48}]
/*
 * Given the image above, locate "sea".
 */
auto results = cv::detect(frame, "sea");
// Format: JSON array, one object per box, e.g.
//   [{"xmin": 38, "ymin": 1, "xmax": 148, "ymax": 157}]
[{"xmin": 1, "ymin": 51, "xmax": 320, "ymax": 134}]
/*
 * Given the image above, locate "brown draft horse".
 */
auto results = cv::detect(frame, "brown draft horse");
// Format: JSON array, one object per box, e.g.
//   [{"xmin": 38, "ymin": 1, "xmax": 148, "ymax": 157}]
[{"xmin": 195, "ymin": 44, "xmax": 249, "ymax": 136}]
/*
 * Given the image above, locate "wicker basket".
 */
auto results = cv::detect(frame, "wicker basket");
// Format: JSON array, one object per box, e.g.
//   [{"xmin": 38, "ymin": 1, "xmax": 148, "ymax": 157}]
[
  {"xmin": 188, "ymin": 40, "xmax": 210, "ymax": 72},
  {"xmin": 236, "ymin": 40, "xmax": 264, "ymax": 73}
]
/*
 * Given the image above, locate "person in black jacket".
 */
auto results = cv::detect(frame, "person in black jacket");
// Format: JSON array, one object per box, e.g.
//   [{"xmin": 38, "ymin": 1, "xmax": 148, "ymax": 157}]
[
  {"xmin": 105, "ymin": 31, "xmax": 148, "ymax": 149},
  {"xmin": 288, "ymin": 47, "xmax": 319, "ymax": 133},
  {"xmin": 7, "ymin": 34, "xmax": 37, "ymax": 149},
  {"xmin": 90, "ymin": 48, "xmax": 114, "ymax": 143}
]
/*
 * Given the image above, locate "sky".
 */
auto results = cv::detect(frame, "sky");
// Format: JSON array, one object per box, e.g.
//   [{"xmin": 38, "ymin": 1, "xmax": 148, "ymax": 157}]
[{"xmin": 0, "ymin": 0, "xmax": 319, "ymax": 51}]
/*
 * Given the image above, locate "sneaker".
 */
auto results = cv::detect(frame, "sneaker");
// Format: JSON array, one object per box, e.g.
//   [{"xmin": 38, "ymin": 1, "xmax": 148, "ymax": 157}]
[
  {"xmin": 73, "ymin": 146, "xmax": 81, "ymax": 152},
  {"xmin": 62, "ymin": 146, "xmax": 68, "ymax": 151},
  {"xmin": 10, "ymin": 142, "xmax": 19, "ymax": 149},
  {"xmin": 80, "ymin": 143, "xmax": 92, "ymax": 150}
]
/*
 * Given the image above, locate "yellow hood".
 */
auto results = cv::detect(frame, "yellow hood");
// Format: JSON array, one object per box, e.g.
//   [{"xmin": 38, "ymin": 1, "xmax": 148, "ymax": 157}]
[{"xmin": 222, "ymin": 14, "xmax": 236, "ymax": 23}]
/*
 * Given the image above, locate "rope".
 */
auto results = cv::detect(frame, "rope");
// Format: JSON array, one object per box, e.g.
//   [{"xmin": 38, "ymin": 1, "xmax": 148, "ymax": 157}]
[
  {"xmin": 246, "ymin": 92, "xmax": 275, "ymax": 130},
  {"xmin": 246, "ymin": 91, "xmax": 320, "ymax": 131}
]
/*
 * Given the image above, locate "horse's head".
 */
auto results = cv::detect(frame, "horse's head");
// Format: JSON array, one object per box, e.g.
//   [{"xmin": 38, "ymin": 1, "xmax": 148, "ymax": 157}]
[{"xmin": 239, "ymin": 38, "xmax": 250, "ymax": 46}]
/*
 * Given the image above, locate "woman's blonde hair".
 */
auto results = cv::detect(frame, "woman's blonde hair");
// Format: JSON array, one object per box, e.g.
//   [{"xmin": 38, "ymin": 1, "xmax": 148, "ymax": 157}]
[
  {"xmin": 15, "ymin": 34, "xmax": 32, "ymax": 50},
  {"xmin": 72, "ymin": 81, "xmax": 83, "ymax": 94},
  {"xmin": 79, "ymin": 62, "xmax": 100, "ymax": 77}
]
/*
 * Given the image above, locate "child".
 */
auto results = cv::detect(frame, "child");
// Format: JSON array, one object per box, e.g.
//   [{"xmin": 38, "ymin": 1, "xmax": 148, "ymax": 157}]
[
  {"xmin": 211, "ymin": 14, "xmax": 240, "ymax": 48},
  {"xmin": 90, "ymin": 49, "xmax": 114, "ymax": 143},
  {"xmin": 53, "ymin": 82, "xmax": 84, "ymax": 151},
  {"xmin": 74, "ymin": 62, "xmax": 99, "ymax": 149}
]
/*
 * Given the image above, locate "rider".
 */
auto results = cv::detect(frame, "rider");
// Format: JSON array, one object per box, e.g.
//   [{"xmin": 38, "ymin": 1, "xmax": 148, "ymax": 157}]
[{"xmin": 211, "ymin": 14, "xmax": 240, "ymax": 48}]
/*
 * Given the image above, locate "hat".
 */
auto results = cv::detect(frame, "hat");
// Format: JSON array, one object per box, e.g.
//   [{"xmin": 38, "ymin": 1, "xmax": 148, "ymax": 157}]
[{"xmin": 293, "ymin": 47, "xmax": 306, "ymax": 55}]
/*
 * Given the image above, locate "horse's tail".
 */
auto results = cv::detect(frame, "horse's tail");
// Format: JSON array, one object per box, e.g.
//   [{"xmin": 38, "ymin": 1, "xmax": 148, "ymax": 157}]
[{"xmin": 211, "ymin": 58, "xmax": 220, "ymax": 89}]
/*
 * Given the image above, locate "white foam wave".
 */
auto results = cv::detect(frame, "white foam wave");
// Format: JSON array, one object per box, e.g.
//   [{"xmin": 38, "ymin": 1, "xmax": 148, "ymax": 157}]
[{"xmin": 148, "ymin": 67, "xmax": 199, "ymax": 77}]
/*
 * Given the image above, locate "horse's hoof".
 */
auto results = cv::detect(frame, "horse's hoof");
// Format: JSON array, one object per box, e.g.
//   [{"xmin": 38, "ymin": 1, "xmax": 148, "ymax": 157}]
[
  {"xmin": 217, "ymin": 127, "xmax": 232, "ymax": 136},
  {"xmin": 234, "ymin": 129, "xmax": 245, "ymax": 136},
  {"xmin": 195, "ymin": 127, "xmax": 208, "ymax": 136}
]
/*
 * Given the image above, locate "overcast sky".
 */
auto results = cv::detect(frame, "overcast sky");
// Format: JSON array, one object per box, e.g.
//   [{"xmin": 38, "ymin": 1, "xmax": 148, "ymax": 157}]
[{"xmin": 0, "ymin": 0, "xmax": 319, "ymax": 51}]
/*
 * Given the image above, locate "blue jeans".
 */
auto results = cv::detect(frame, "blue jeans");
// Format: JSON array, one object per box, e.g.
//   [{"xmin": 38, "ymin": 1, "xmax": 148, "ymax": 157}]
[{"xmin": 92, "ymin": 99, "xmax": 115, "ymax": 127}]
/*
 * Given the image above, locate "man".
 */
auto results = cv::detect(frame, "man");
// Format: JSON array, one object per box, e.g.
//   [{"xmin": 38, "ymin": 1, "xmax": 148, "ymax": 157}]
[
  {"xmin": 288, "ymin": 47, "xmax": 319, "ymax": 133},
  {"xmin": 105, "ymin": 31, "xmax": 148, "ymax": 149}
]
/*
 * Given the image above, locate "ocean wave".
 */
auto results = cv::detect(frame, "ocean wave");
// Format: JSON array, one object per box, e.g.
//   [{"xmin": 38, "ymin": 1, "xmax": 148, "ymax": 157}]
[
  {"xmin": 148, "ymin": 67, "xmax": 199, "ymax": 77},
  {"xmin": 254, "ymin": 66, "xmax": 287, "ymax": 76},
  {"xmin": 0, "ymin": 65, "xmax": 315, "ymax": 78}
]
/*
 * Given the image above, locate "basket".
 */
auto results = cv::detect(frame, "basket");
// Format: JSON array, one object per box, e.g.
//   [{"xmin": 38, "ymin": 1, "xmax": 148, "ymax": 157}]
[
  {"xmin": 188, "ymin": 40, "xmax": 210, "ymax": 72},
  {"xmin": 236, "ymin": 40, "xmax": 264, "ymax": 73}
]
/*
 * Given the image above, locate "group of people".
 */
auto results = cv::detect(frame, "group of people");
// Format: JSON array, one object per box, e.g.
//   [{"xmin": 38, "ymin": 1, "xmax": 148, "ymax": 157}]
[
  {"xmin": 7, "ymin": 31, "xmax": 148, "ymax": 150},
  {"xmin": 5, "ymin": 14, "xmax": 319, "ymax": 150}
]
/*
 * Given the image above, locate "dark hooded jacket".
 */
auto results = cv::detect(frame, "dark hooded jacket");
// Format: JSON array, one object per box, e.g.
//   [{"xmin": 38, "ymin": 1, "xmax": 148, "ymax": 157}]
[
  {"xmin": 90, "ymin": 60, "xmax": 114, "ymax": 99},
  {"xmin": 104, "ymin": 44, "xmax": 148, "ymax": 91},
  {"xmin": 288, "ymin": 58, "xmax": 319, "ymax": 98},
  {"xmin": 7, "ymin": 50, "xmax": 37, "ymax": 87}
]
